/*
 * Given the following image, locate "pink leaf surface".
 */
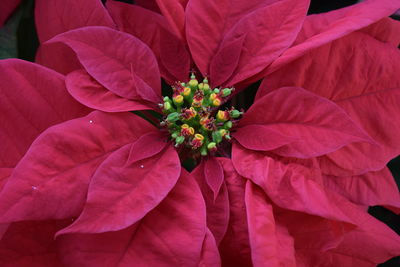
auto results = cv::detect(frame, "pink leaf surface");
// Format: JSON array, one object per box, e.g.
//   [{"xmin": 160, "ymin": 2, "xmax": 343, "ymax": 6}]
[
  {"xmin": 0, "ymin": 220, "xmax": 69, "ymax": 267},
  {"xmin": 57, "ymin": 140, "xmax": 180, "ymax": 235},
  {"xmin": 232, "ymin": 144, "xmax": 354, "ymax": 224},
  {"xmin": 236, "ymin": 87, "xmax": 372, "ymax": 158},
  {"xmin": 245, "ymin": 181, "xmax": 296, "ymax": 266},
  {"xmin": 159, "ymin": 26, "xmax": 191, "ymax": 82},
  {"xmin": 48, "ymin": 26, "xmax": 161, "ymax": 102},
  {"xmin": 199, "ymin": 228, "xmax": 221, "ymax": 267},
  {"xmin": 209, "ymin": 33, "xmax": 246, "ymax": 87},
  {"xmin": 193, "ymin": 159, "xmax": 230, "ymax": 245},
  {"xmin": 324, "ymin": 167, "xmax": 400, "ymax": 209},
  {"xmin": 35, "ymin": 0, "xmax": 115, "ymax": 75},
  {"xmin": 58, "ymin": 171, "xmax": 206, "ymax": 266},
  {"xmin": 219, "ymin": 159, "xmax": 252, "ymax": 266},
  {"xmin": 292, "ymin": 199, "xmax": 400, "ymax": 265},
  {"xmin": 35, "ymin": 0, "xmax": 115, "ymax": 42},
  {"xmin": 0, "ymin": 111, "xmax": 155, "ymax": 223},
  {"xmin": 225, "ymin": 0, "xmax": 310, "ymax": 85},
  {"xmin": 186, "ymin": 0, "xmax": 283, "ymax": 76},
  {"xmin": 256, "ymin": 32, "xmax": 400, "ymax": 101},
  {"xmin": 0, "ymin": 59, "xmax": 89, "ymax": 167},
  {"xmin": 66, "ymin": 69, "xmax": 155, "ymax": 112},
  {"xmin": 106, "ymin": 0, "xmax": 187, "ymax": 83},
  {"xmin": 156, "ymin": 0, "xmax": 185, "ymax": 39},
  {"xmin": 266, "ymin": 0, "xmax": 400, "ymax": 74},
  {"xmin": 320, "ymin": 88, "xmax": 400, "ymax": 175},
  {"xmin": 204, "ymin": 157, "xmax": 224, "ymax": 201}
]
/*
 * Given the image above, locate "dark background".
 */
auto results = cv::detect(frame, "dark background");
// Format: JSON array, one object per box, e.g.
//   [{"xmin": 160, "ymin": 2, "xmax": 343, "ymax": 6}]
[{"xmin": 0, "ymin": 0, "xmax": 399, "ymax": 266}]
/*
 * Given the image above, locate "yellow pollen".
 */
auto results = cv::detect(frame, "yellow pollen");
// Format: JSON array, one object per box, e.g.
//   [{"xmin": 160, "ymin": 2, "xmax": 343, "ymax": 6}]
[
  {"xmin": 217, "ymin": 110, "xmax": 227, "ymax": 121},
  {"xmin": 194, "ymin": 134, "xmax": 204, "ymax": 141},
  {"xmin": 213, "ymin": 98, "xmax": 221, "ymax": 106},
  {"xmin": 173, "ymin": 95, "xmax": 183, "ymax": 104},
  {"xmin": 209, "ymin": 93, "xmax": 217, "ymax": 100},
  {"xmin": 219, "ymin": 129, "xmax": 227, "ymax": 136},
  {"xmin": 183, "ymin": 87, "xmax": 191, "ymax": 96}
]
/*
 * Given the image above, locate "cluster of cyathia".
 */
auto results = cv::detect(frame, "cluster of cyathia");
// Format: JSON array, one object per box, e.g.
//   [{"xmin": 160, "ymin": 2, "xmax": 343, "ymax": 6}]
[{"xmin": 160, "ymin": 73, "xmax": 242, "ymax": 157}]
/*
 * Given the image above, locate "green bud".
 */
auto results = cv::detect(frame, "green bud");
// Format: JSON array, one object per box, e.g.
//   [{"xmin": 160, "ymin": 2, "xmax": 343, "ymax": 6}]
[
  {"xmin": 213, "ymin": 88, "xmax": 220, "ymax": 94},
  {"xmin": 171, "ymin": 132, "xmax": 179, "ymax": 139},
  {"xmin": 224, "ymin": 134, "xmax": 231, "ymax": 140},
  {"xmin": 230, "ymin": 109, "xmax": 242, "ymax": 118},
  {"xmin": 222, "ymin": 88, "xmax": 232, "ymax": 97},
  {"xmin": 207, "ymin": 142, "xmax": 217, "ymax": 151},
  {"xmin": 200, "ymin": 146, "xmax": 208, "ymax": 156},
  {"xmin": 163, "ymin": 96, "xmax": 171, "ymax": 102},
  {"xmin": 224, "ymin": 121, "xmax": 233, "ymax": 129},
  {"xmin": 175, "ymin": 135, "xmax": 185, "ymax": 145},
  {"xmin": 212, "ymin": 131, "xmax": 222, "ymax": 144},
  {"xmin": 166, "ymin": 112, "xmax": 179, "ymax": 122},
  {"xmin": 163, "ymin": 101, "xmax": 172, "ymax": 111}
]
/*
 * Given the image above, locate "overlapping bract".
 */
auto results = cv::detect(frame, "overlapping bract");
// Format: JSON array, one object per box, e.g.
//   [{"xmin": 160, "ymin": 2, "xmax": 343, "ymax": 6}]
[{"xmin": 0, "ymin": 0, "xmax": 400, "ymax": 266}]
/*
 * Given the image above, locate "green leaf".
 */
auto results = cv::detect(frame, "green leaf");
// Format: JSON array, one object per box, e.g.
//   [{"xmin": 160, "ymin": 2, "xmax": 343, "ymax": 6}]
[{"xmin": 0, "ymin": 7, "xmax": 22, "ymax": 59}]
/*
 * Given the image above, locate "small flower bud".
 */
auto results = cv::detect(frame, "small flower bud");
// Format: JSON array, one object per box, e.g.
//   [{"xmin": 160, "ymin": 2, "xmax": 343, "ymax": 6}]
[
  {"xmin": 175, "ymin": 135, "xmax": 185, "ymax": 145},
  {"xmin": 166, "ymin": 112, "xmax": 179, "ymax": 122},
  {"xmin": 217, "ymin": 110, "xmax": 230, "ymax": 121},
  {"xmin": 183, "ymin": 87, "xmax": 191, "ymax": 96},
  {"xmin": 222, "ymin": 88, "xmax": 232, "ymax": 97},
  {"xmin": 213, "ymin": 88, "xmax": 220, "ymax": 94},
  {"xmin": 191, "ymin": 134, "xmax": 204, "ymax": 149},
  {"xmin": 173, "ymin": 94, "xmax": 184, "ymax": 105},
  {"xmin": 230, "ymin": 109, "xmax": 242, "ymax": 118},
  {"xmin": 181, "ymin": 124, "xmax": 195, "ymax": 136},
  {"xmin": 207, "ymin": 142, "xmax": 217, "ymax": 152},
  {"xmin": 212, "ymin": 131, "xmax": 222, "ymax": 143},
  {"xmin": 224, "ymin": 121, "xmax": 233, "ymax": 129},
  {"xmin": 212, "ymin": 98, "xmax": 221, "ymax": 106},
  {"xmin": 163, "ymin": 101, "xmax": 172, "ymax": 111}
]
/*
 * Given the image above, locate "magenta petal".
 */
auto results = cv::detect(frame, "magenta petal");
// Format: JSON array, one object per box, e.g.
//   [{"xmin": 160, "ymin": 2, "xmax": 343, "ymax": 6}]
[
  {"xmin": 0, "ymin": 59, "xmax": 89, "ymax": 167},
  {"xmin": 199, "ymin": 228, "xmax": 221, "ymax": 267},
  {"xmin": 58, "ymin": 171, "xmax": 206, "ymax": 266},
  {"xmin": 245, "ymin": 181, "xmax": 296, "ymax": 266},
  {"xmin": 35, "ymin": 0, "xmax": 115, "ymax": 75},
  {"xmin": 118, "ymin": 170, "xmax": 206, "ymax": 266},
  {"xmin": 155, "ymin": 0, "xmax": 185, "ymax": 39},
  {"xmin": 35, "ymin": 0, "xmax": 115, "ymax": 42},
  {"xmin": 193, "ymin": 159, "xmax": 230, "ymax": 245},
  {"xmin": 233, "ymin": 125, "xmax": 298, "ymax": 152},
  {"xmin": 106, "ymin": 1, "xmax": 178, "ymax": 82},
  {"xmin": 127, "ymin": 131, "xmax": 169, "ymax": 164},
  {"xmin": 159, "ymin": 26, "xmax": 191, "ymax": 82},
  {"xmin": 210, "ymin": 33, "xmax": 246, "ymax": 87},
  {"xmin": 66, "ymin": 70, "xmax": 155, "ymax": 112},
  {"xmin": 48, "ymin": 26, "xmax": 161, "ymax": 102},
  {"xmin": 0, "ymin": 111, "xmax": 155, "ymax": 223},
  {"xmin": 257, "ymin": 32, "xmax": 400, "ymax": 101},
  {"xmin": 238, "ymin": 87, "xmax": 373, "ymax": 158},
  {"xmin": 324, "ymin": 168, "xmax": 400, "ymax": 209},
  {"xmin": 219, "ymin": 160, "xmax": 252, "ymax": 266},
  {"xmin": 232, "ymin": 144, "xmax": 354, "ymax": 224},
  {"xmin": 226, "ymin": 0, "xmax": 310, "ymax": 85},
  {"xmin": 186, "ymin": 0, "xmax": 283, "ymax": 76},
  {"xmin": 320, "ymin": 88, "xmax": 400, "ymax": 175},
  {"xmin": 35, "ymin": 43, "xmax": 82, "ymax": 75},
  {"xmin": 267, "ymin": 0, "xmax": 400, "ymax": 74},
  {"xmin": 204, "ymin": 157, "xmax": 224, "ymax": 201},
  {"xmin": 0, "ymin": 220, "xmax": 68, "ymax": 266},
  {"xmin": 57, "ymin": 143, "xmax": 180, "ymax": 234}
]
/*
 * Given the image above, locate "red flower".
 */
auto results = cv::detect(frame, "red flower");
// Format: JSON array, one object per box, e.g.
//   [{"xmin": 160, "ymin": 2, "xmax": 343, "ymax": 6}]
[{"xmin": 1, "ymin": 0, "xmax": 400, "ymax": 266}]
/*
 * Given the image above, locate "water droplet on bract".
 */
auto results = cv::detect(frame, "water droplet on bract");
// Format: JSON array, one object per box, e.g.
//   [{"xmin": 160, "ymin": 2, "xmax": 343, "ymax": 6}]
[
  {"xmin": 140, "ymin": 165, "xmax": 144, "ymax": 168},
  {"xmin": 89, "ymin": 120, "xmax": 93, "ymax": 124},
  {"xmin": 32, "ymin": 186, "xmax": 37, "ymax": 190}
]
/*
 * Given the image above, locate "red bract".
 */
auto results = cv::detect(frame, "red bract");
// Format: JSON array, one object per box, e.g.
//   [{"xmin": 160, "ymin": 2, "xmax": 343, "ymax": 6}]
[
  {"xmin": 0, "ymin": 0, "xmax": 20, "ymax": 26},
  {"xmin": 1, "ymin": 0, "xmax": 400, "ymax": 266}
]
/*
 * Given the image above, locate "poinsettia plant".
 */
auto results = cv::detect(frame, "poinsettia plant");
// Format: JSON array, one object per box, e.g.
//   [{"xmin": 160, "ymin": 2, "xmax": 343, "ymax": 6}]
[{"xmin": 0, "ymin": 0, "xmax": 400, "ymax": 266}]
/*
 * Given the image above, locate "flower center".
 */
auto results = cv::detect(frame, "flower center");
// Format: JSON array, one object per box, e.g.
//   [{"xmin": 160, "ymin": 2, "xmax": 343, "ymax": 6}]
[{"xmin": 160, "ymin": 73, "xmax": 242, "ymax": 157}]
